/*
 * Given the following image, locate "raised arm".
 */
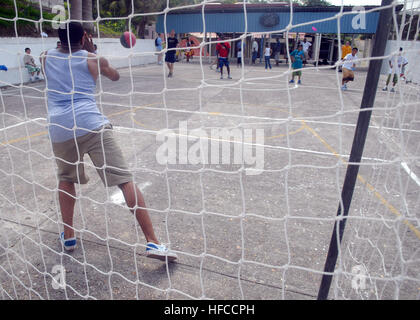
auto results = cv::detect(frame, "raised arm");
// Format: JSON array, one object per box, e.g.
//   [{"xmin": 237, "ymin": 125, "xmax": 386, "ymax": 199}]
[
  {"xmin": 86, "ymin": 53, "xmax": 120, "ymax": 82},
  {"xmin": 99, "ymin": 56, "xmax": 120, "ymax": 81}
]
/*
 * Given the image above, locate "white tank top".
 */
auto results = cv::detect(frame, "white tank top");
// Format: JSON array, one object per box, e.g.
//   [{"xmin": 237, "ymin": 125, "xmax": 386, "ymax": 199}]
[
  {"xmin": 45, "ymin": 49, "xmax": 109, "ymax": 142},
  {"xmin": 265, "ymin": 47, "xmax": 271, "ymax": 56}
]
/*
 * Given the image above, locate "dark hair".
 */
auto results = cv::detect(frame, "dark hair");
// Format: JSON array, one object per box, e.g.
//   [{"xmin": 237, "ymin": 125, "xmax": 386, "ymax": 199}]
[
  {"xmin": 25, "ymin": 48, "xmax": 30, "ymax": 52},
  {"xmin": 399, "ymin": 47, "xmax": 403, "ymax": 51},
  {"xmin": 352, "ymin": 47, "xmax": 358, "ymax": 51},
  {"xmin": 58, "ymin": 22, "xmax": 84, "ymax": 47}
]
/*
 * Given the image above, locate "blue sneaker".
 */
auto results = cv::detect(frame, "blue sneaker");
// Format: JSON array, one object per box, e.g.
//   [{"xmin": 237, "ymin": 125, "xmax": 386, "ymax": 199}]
[
  {"xmin": 146, "ymin": 242, "xmax": 178, "ymax": 262},
  {"xmin": 60, "ymin": 232, "xmax": 76, "ymax": 251},
  {"xmin": 289, "ymin": 79, "xmax": 294, "ymax": 83}
]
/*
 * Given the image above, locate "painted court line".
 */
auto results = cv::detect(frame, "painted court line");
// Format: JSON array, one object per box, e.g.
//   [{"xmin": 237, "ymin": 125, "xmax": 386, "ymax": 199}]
[
  {"xmin": 302, "ymin": 120, "xmax": 420, "ymax": 240},
  {"xmin": 0, "ymin": 117, "xmax": 46, "ymax": 132},
  {"xmin": 401, "ymin": 161, "xmax": 420, "ymax": 187}
]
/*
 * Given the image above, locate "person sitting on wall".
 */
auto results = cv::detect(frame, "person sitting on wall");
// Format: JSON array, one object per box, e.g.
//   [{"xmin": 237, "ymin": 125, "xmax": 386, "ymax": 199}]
[{"xmin": 24, "ymin": 48, "xmax": 41, "ymax": 82}]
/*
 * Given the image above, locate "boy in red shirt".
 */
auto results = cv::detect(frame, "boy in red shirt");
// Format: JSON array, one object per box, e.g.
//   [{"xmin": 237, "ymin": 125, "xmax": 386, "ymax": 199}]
[{"xmin": 215, "ymin": 35, "xmax": 232, "ymax": 79}]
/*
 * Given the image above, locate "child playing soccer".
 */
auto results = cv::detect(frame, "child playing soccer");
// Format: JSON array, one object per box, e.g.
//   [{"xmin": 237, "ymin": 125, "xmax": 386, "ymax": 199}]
[
  {"xmin": 341, "ymin": 47, "xmax": 358, "ymax": 91},
  {"xmin": 289, "ymin": 44, "xmax": 305, "ymax": 84},
  {"xmin": 382, "ymin": 47, "xmax": 408, "ymax": 92}
]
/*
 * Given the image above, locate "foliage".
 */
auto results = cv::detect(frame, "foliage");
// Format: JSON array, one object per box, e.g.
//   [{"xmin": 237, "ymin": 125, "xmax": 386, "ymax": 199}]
[
  {"xmin": 0, "ymin": 0, "xmax": 57, "ymax": 32},
  {"xmin": 299, "ymin": 0, "xmax": 332, "ymax": 6}
]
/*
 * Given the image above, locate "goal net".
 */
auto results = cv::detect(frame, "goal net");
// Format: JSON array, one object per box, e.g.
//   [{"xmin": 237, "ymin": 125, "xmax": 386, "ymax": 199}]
[{"xmin": 0, "ymin": 0, "xmax": 419, "ymax": 300}]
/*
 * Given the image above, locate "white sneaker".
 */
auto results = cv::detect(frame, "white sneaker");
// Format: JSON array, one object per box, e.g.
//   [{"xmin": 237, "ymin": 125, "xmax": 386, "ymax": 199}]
[
  {"xmin": 382, "ymin": 86, "xmax": 388, "ymax": 91},
  {"xmin": 220, "ymin": 75, "xmax": 223, "ymax": 79},
  {"xmin": 390, "ymin": 88, "xmax": 395, "ymax": 93},
  {"xmin": 341, "ymin": 85, "xmax": 347, "ymax": 91},
  {"xmin": 146, "ymin": 242, "xmax": 178, "ymax": 262}
]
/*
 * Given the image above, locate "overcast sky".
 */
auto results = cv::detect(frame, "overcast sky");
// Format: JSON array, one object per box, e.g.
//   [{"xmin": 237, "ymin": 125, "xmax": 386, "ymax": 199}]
[
  {"xmin": 329, "ymin": 0, "xmax": 381, "ymax": 5},
  {"xmin": 329, "ymin": 0, "xmax": 420, "ymax": 7}
]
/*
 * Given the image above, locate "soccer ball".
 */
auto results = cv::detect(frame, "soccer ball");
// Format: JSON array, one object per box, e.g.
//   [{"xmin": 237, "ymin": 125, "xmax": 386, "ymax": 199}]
[{"xmin": 120, "ymin": 31, "xmax": 136, "ymax": 48}]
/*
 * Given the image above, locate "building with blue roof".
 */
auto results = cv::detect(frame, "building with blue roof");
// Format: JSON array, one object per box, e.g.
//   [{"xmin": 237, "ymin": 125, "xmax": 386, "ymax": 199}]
[{"xmin": 156, "ymin": 3, "xmax": 387, "ymax": 65}]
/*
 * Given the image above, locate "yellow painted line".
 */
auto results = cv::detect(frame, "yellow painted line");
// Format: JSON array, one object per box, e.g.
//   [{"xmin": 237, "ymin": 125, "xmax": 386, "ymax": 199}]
[
  {"xmin": 301, "ymin": 120, "xmax": 420, "ymax": 241},
  {"xmin": 357, "ymin": 175, "xmax": 420, "ymax": 240},
  {"xmin": 106, "ymin": 102, "xmax": 161, "ymax": 118},
  {"xmin": 130, "ymin": 116, "xmax": 158, "ymax": 131},
  {"xmin": 3, "ymin": 102, "xmax": 418, "ymax": 240},
  {"xmin": 302, "ymin": 122, "xmax": 342, "ymax": 159},
  {"xmin": 266, "ymin": 124, "xmax": 305, "ymax": 140},
  {"xmin": 0, "ymin": 103, "xmax": 161, "ymax": 147},
  {"xmin": 0, "ymin": 131, "xmax": 48, "ymax": 147}
]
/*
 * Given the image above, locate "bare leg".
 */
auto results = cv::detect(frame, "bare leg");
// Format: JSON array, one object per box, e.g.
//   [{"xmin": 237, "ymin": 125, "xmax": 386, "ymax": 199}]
[
  {"xmin": 119, "ymin": 181, "xmax": 159, "ymax": 244},
  {"xmin": 59, "ymin": 181, "xmax": 76, "ymax": 239}
]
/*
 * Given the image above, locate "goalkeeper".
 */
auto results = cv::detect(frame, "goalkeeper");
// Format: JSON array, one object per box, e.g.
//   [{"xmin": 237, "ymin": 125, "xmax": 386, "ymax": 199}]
[{"xmin": 41, "ymin": 22, "xmax": 177, "ymax": 262}]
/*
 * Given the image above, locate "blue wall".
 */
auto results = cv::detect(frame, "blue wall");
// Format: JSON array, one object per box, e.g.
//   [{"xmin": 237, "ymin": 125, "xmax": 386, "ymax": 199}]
[{"xmin": 156, "ymin": 11, "xmax": 379, "ymax": 34}]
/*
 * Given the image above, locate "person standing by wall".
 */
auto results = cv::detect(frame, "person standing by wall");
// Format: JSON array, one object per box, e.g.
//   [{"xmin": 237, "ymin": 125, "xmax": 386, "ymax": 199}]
[
  {"xmin": 264, "ymin": 43, "xmax": 272, "ymax": 70},
  {"xmin": 252, "ymin": 38, "xmax": 259, "ymax": 64},
  {"xmin": 155, "ymin": 33, "xmax": 163, "ymax": 65},
  {"xmin": 165, "ymin": 30, "xmax": 179, "ymax": 78}
]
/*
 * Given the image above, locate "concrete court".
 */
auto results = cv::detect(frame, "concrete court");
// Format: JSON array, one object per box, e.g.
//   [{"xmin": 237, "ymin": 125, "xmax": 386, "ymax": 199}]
[{"xmin": 0, "ymin": 59, "xmax": 419, "ymax": 300}]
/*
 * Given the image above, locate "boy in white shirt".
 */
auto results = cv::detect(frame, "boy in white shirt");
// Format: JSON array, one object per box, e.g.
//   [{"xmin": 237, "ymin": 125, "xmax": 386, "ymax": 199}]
[
  {"xmin": 301, "ymin": 39, "xmax": 312, "ymax": 65},
  {"xmin": 382, "ymin": 47, "xmax": 408, "ymax": 92},
  {"xmin": 237, "ymin": 47, "xmax": 242, "ymax": 67},
  {"xmin": 341, "ymin": 47, "xmax": 358, "ymax": 91}
]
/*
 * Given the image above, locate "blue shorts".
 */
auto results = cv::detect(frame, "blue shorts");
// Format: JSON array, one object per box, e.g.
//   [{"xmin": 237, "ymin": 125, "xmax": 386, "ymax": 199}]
[{"xmin": 219, "ymin": 57, "xmax": 229, "ymax": 68}]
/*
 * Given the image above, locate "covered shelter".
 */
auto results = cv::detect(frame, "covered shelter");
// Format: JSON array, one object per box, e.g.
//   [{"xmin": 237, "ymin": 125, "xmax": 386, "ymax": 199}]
[{"xmin": 156, "ymin": 3, "xmax": 383, "ymax": 65}]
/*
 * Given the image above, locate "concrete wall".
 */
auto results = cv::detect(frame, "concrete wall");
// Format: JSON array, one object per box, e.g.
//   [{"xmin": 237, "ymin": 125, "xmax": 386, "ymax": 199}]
[
  {"xmin": 381, "ymin": 40, "xmax": 420, "ymax": 84},
  {"xmin": 28, "ymin": 0, "xmax": 64, "ymax": 9},
  {"xmin": 0, "ymin": 37, "xmax": 157, "ymax": 87},
  {"xmin": 353, "ymin": 38, "xmax": 373, "ymax": 68}
]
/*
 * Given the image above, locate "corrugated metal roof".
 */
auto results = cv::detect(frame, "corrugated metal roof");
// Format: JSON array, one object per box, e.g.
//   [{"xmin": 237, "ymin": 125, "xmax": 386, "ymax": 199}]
[{"xmin": 156, "ymin": 6, "xmax": 382, "ymax": 34}]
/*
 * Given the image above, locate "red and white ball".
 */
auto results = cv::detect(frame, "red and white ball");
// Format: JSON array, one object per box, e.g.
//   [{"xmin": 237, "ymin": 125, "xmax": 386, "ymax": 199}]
[{"xmin": 120, "ymin": 31, "xmax": 136, "ymax": 48}]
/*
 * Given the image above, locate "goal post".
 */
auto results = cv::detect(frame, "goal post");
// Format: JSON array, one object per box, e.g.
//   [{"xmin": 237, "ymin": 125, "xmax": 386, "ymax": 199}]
[{"xmin": 317, "ymin": 0, "xmax": 395, "ymax": 300}]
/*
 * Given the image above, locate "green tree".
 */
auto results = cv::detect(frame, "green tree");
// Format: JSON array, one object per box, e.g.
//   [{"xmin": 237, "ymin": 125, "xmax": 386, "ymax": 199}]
[
  {"xmin": 70, "ymin": 0, "xmax": 93, "ymax": 33},
  {"xmin": 300, "ymin": 0, "xmax": 332, "ymax": 6},
  {"xmin": 97, "ymin": 0, "xmax": 164, "ymax": 37},
  {"xmin": 69, "ymin": 0, "xmax": 82, "ymax": 21}
]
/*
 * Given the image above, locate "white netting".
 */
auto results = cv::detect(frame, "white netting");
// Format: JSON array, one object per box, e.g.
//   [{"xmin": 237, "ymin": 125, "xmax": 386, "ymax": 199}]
[{"xmin": 0, "ymin": 0, "xmax": 419, "ymax": 300}]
